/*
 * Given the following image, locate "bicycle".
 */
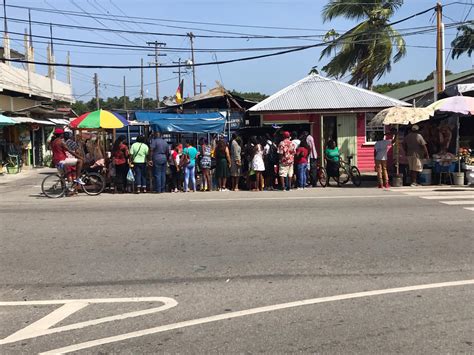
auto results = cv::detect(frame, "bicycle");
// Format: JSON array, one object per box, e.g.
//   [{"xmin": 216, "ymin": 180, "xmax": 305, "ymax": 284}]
[
  {"xmin": 338, "ymin": 155, "xmax": 362, "ymax": 187},
  {"xmin": 317, "ymin": 163, "xmax": 328, "ymax": 187},
  {"xmin": 41, "ymin": 166, "xmax": 105, "ymax": 198}
]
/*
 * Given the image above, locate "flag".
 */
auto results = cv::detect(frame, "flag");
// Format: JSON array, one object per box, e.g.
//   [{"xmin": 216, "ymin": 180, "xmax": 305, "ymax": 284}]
[{"xmin": 176, "ymin": 79, "xmax": 184, "ymax": 104}]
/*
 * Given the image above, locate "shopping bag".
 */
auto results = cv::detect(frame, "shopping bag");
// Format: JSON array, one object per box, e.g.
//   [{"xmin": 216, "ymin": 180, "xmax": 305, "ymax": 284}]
[{"xmin": 126, "ymin": 168, "xmax": 135, "ymax": 182}]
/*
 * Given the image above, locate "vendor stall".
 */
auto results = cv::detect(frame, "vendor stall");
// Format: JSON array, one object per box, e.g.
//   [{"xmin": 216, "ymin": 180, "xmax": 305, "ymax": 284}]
[{"xmin": 427, "ymin": 96, "xmax": 474, "ymax": 185}]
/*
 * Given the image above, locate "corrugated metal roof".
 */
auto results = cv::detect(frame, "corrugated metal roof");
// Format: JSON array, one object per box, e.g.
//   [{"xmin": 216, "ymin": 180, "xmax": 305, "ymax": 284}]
[
  {"xmin": 384, "ymin": 69, "xmax": 474, "ymax": 100},
  {"xmin": 249, "ymin": 74, "xmax": 410, "ymax": 113}
]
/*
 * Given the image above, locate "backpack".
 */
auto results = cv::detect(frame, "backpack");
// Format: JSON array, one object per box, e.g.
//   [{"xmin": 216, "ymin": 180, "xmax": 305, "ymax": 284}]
[{"xmin": 267, "ymin": 142, "xmax": 278, "ymax": 164}]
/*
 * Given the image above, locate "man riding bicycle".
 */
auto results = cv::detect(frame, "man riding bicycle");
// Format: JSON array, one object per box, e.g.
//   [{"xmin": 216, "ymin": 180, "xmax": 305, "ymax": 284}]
[{"xmin": 51, "ymin": 128, "xmax": 85, "ymax": 185}]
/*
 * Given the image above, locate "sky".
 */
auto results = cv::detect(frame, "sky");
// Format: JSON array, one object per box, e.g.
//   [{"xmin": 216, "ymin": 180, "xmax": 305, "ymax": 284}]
[{"xmin": 4, "ymin": 0, "xmax": 474, "ymax": 103}]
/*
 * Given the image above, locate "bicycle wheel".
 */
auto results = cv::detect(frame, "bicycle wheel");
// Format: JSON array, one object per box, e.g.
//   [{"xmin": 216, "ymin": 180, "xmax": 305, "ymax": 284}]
[
  {"xmin": 350, "ymin": 166, "xmax": 362, "ymax": 187},
  {"xmin": 81, "ymin": 172, "xmax": 105, "ymax": 196},
  {"xmin": 41, "ymin": 174, "xmax": 66, "ymax": 198},
  {"xmin": 338, "ymin": 165, "xmax": 350, "ymax": 185},
  {"xmin": 318, "ymin": 167, "xmax": 328, "ymax": 187}
]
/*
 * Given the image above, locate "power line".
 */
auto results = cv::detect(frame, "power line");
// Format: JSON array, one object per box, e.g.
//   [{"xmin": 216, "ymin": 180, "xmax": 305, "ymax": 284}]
[
  {"xmin": 0, "ymin": 6, "xmax": 447, "ymax": 40},
  {"xmin": 4, "ymin": 20, "xmax": 469, "ymax": 70},
  {"xmin": 2, "ymin": 22, "xmax": 466, "ymax": 55},
  {"xmin": 68, "ymin": 0, "xmax": 138, "ymax": 45},
  {"xmin": 6, "ymin": 2, "xmax": 472, "ymax": 34}
]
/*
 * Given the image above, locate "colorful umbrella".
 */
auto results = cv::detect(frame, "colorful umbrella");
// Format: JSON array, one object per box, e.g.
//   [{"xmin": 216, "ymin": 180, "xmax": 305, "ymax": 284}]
[
  {"xmin": 369, "ymin": 107, "xmax": 434, "ymax": 126},
  {"xmin": 0, "ymin": 114, "xmax": 16, "ymax": 127},
  {"xmin": 70, "ymin": 109, "xmax": 129, "ymax": 129},
  {"xmin": 427, "ymin": 96, "xmax": 474, "ymax": 116}
]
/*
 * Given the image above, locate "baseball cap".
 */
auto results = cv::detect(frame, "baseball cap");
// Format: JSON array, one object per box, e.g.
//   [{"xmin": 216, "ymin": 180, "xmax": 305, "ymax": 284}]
[
  {"xmin": 283, "ymin": 131, "xmax": 290, "ymax": 138},
  {"xmin": 54, "ymin": 128, "xmax": 65, "ymax": 135}
]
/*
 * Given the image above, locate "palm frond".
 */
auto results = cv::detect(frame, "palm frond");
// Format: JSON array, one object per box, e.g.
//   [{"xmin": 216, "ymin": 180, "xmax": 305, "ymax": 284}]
[
  {"xmin": 451, "ymin": 24, "xmax": 473, "ymax": 59},
  {"xmin": 322, "ymin": 0, "xmax": 370, "ymax": 22}
]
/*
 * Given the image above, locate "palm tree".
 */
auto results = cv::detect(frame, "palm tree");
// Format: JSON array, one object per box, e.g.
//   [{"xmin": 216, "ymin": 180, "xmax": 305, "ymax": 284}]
[
  {"xmin": 319, "ymin": 0, "xmax": 406, "ymax": 90},
  {"xmin": 451, "ymin": 23, "xmax": 473, "ymax": 59}
]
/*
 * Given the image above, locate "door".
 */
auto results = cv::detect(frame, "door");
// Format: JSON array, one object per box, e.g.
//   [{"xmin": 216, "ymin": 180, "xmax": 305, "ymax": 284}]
[
  {"xmin": 323, "ymin": 116, "xmax": 337, "ymax": 147},
  {"xmin": 336, "ymin": 114, "xmax": 357, "ymax": 165}
]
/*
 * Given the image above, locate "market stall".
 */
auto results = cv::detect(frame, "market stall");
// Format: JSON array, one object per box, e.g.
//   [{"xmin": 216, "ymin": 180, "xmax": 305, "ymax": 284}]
[
  {"xmin": 370, "ymin": 106, "xmax": 434, "ymax": 186},
  {"xmin": 427, "ymin": 96, "xmax": 474, "ymax": 185}
]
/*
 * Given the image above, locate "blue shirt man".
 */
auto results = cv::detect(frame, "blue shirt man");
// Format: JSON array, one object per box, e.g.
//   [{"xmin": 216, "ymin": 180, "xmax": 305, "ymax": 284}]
[{"xmin": 150, "ymin": 132, "xmax": 169, "ymax": 193}]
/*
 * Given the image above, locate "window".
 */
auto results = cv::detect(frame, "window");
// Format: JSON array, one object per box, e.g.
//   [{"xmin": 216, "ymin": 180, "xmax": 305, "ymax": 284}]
[{"xmin": 365, "ymin": 112, "xmax": 384, "ymax": 143}]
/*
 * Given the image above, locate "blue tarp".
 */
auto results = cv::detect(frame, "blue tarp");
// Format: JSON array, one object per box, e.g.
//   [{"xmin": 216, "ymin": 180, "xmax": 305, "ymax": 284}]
[{"xmin": 135, "ymin": 112, "xmax": 226, "ymax": 133}]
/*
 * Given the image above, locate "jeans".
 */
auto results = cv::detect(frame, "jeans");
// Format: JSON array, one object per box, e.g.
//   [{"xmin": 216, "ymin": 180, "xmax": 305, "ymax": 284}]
[
  {"xmin": 184, "ymin": 164, "xmax": 196, "ymax": 192},
  {"xmin": 297, "ymin": 163, "xmax": 307, "ymax": 187},
  {"xmin": 133, "ymin": 163, "xmax": 147, "ymax": 188},
  {"xmin": 153, "ymin": 161, "xmax": 167, "ymax": 193}
]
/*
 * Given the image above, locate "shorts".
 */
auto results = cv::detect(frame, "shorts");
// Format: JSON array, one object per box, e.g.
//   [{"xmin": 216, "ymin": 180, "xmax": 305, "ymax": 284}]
[
  {"xmin": 407, "ymin": 156, "xmax": 423, "ymax": 172},
  {"xmin": 279, "ymin": 164, "xmax": 294, "ymax": 178}
]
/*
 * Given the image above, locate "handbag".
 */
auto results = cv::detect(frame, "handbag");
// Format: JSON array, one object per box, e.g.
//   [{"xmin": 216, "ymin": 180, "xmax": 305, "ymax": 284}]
[
  {"xmin": 126, "ymin": 168, "xmax": 135, "ymax": 182},
  {"xmin": 179, "ymin": 153, "xmax": 190, "ymax": 168}
]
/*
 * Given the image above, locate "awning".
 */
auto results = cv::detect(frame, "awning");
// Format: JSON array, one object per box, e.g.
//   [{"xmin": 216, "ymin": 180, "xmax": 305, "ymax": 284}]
[
  {"xmin": 48, "ymin": 118, "xmax": 70, "ymax": 125},
  {"xmin": 0, "ymin": 114, "xmax": 16, "ymax": 126},
  {"xmin": 135, "ymin": 112, "xmax": 225, "ymax": 133},
  {"xmin": 11, "ymin": 117, "xmax": 55, "ymax": 125}
]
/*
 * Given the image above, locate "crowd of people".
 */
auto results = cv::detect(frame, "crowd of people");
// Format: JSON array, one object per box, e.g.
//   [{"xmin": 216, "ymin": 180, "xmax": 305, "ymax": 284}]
[
  {"xmin": 50, "ymin": 129, "xmax": 323, "ymax": 194},
  {"xmin": 119, "ymin": 130, "xmax": 320, "ymax": 193}
]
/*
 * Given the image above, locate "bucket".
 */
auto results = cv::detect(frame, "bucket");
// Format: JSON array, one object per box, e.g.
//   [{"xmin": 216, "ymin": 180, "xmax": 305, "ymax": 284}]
[
  {"xmin": 391, "ymin": 174, "xmax": 403, "ymax": 187},
  {"xmin": 452, "ymin": 172, "xmax": 465, "ymax": 186},
  {"xmin": 418, "ymin": 169, "xmax": 432, "ymax": 186}
]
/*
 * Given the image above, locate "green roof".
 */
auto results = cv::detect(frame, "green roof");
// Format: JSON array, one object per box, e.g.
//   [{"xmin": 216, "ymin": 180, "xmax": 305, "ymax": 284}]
[{"xmin": 385, "ymin": 69, "xmax": 474, "ymax": 101}]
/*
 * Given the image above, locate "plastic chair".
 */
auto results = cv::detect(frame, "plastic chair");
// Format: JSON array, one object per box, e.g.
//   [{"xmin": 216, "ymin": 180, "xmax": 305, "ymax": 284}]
[
  {"xmin": 7, "ymin": 144, "xmax": 22, "ymax": 173},
  {"xmin": 439, "ymin": 171, "xmax": 453, "ymax": 185},
  {"xmin": 435, "ymin": 162, "xmax": 454, "ymax": 185}
]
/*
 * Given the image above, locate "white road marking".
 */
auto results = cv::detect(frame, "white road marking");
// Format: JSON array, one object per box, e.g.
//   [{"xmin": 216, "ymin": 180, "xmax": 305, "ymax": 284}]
[
  {"xmin": 391, "ymin": 188, "xmax": 467, "ymax": 192},
  {"xmin": 40, "ymin": 279, "xmax": 474, "ymax": 354},
  {"xmin": 0, "ymin": 297, "xmax": 177, "ymax": 345},
  {"xmin": 439, "ymin": 200, "xmax": 474, "ymax": 205},
  {"xmin": 189, "ymin": 195, "xmax": 408, "ymax": 202},
  {"xmin": 402, "ymin": 190, "xmax": 473, "ymax": 195},
  {"xmin": 421, "ymin": 195, "xmax": 474, "ymax": 200},
  {"xmin": 464, "ymin": 207, "xmax": 474, "ymax": 211}
]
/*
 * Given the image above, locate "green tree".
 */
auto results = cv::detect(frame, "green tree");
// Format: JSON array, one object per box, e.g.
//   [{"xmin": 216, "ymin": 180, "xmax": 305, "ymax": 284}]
[
  {"xmin": 451, "ymin": 23, "xmax": 473, "ymax": 59},
  {"xmin": 230, "ymin": 90, "xmax": 269, "ymax": 102},
  {"xmin": 372, "ymin": 70, "xmax": 454, "ymax": 94},
  {"xmin": 319, "ymin": 0, "xmax": 406, "ymax": 90},
  {"xmin": 71, "ymin": 97, "xmax": 159, "ymax": 115}
]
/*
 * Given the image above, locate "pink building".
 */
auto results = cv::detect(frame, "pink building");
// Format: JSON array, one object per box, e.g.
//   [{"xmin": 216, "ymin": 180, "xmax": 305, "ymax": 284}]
[{"xmin": 248, "ymin": 74, "xmax": 409, "ymax": 172}]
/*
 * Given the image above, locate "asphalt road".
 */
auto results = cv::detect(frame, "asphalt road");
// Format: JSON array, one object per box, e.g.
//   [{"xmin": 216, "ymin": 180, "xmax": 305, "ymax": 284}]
[{"xmin": 0, "ymin": 171, "xmax": 473, "ymax": 354}]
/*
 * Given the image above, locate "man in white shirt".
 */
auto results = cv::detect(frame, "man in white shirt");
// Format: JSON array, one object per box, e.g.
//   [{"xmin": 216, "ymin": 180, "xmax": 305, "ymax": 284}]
[
  {"xmin": 291, "ymin": 131, "xmax": 301, "ymax": 149},
  {"xmin": 374, "ymin": 132, "xmax": 396, "ymax": 189}
]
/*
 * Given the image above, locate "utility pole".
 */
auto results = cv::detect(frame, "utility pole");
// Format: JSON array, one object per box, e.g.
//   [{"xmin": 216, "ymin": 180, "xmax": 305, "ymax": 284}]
[
  {"xmin": 66, "ymin": 51, "xmax": 71, "ymax": 85},
  {"xmin": 140, "ymin": 58, "xmax": 144, "ymax": 109},
  {"xmin": 123, "ymin": 75, "xmax": 127, "ymax": 110},
  {"xmin": 187, "ymin": 32, "xmax": 197, "ymax": 96},
  {"xmin": 28, "ymin": 9, "xmax": 32, "ymax": 48},
  {"xmin": 199, "ymin": 82, "xmax": 207, "ymax": 94},
  {"xmin": 147, "ymin": 41, "xmax": 166, "ymax": 108},
  {"xmin": 436, "ymin": 2, "xmax": 445, "ymax": 95},
  {"xmin": 3, "ymin": 0, "xmax": 10, "ymax": 65},
  {"xmin": 94, "ymin": 73, "xmax": 100, "ymax": 110},
  {"xmin": 172, "ymin": 57, "xmax": 187, "ymax": 84},
  {"xmin": 3, "ymin": 0, "xmax": 7, "ymax": 34}
]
